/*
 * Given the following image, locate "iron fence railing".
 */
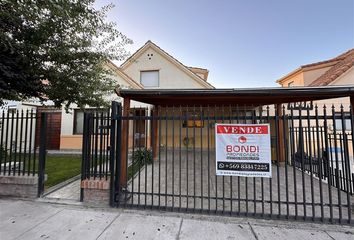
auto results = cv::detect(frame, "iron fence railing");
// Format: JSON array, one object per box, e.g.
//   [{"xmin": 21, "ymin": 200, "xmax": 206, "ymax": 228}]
[
  {"xmin": 0, "ymin": 109, "xmax": 47, "ymax": 196},
  {"xmin": 291, "ymin": 127, "xmax": 354, "ymax": 195},
  {"xmin": 81, "ymin": 109, "xmax": 112, "ymax": 181},
  {"xmin": 82, "ymin": 102, "xmax": 354, "ymax": 224}
]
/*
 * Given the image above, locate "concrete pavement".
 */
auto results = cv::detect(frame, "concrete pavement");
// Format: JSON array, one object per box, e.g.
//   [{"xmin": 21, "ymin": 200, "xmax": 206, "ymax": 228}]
[{"xmin": 0, "ymin": 198, "xmax": 353, "ymax": 240}]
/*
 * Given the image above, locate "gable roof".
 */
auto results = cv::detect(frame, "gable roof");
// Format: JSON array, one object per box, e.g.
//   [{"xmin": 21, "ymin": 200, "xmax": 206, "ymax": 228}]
[
  {"xmin": 309, "ymin": 49, "xmax": 354, "ymax": 86},
  {"xmin": 105, "ymin": 60, "xmax": 143, "ymax": 89},
  {"xmin": 120, "ymin": 40, "xmax": 214, "ymax": 89},
  {"xmin": 277, "ymin": 48, "xmax": 354, "ymax": 85}
]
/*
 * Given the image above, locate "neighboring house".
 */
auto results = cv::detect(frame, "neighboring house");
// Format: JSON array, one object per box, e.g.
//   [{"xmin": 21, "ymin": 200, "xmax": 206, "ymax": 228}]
[
  {"xmin": 276, "ymin": 48, "xmax": 353, "ymax": 129},
  {"xmin": 276, "ymin": 49, "xmax": 354, "ymax": 162},
  {"xmin": 277, "ymin": 48, "xmax": 354, "ymax": 107},
  {"xmin": 59, "ymin": 40, "xmax": 214, "ymax": 150}
]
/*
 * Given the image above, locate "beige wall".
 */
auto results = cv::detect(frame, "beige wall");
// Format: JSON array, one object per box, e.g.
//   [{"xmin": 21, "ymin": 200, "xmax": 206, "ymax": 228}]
[
  {"xmin": 279, "ymin": 64, "xmax": 353, "ymax": 88},
  {"xmin": 309, "ymin": 67, "xmax": 353, "ymax": 109},
  {"xmin": 330, "ymin": 66, "xmax": 354, "ymax": 86},
  {"xmin": 60, "ymin": 135, "xmax": 83, "ymax": 149},
  {"xmin": 277, "ymin": 64, "xmax": 353, "ymax": 112},
  {"xmin": 123, "ymin": 47, "xmax": 207, "ymax": 89},
  {"xmin": 279, "ymin": 71, "xmax": 304, "ymax": 87},
  {"xmin": 303, "ymin": 66, "xmax": 332, "ymax": 86}
]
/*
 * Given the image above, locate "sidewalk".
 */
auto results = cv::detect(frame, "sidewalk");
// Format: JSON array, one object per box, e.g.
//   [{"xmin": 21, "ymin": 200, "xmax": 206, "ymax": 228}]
[{"xmin": 0, "ymin": 198, "xmax": 353, "ymax": 240}]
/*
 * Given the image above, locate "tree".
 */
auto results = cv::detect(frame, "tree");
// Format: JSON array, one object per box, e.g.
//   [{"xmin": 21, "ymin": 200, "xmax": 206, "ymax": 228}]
[{"xmin": 0, "ymin": 0, "xmax": 132, "ymax": 109}]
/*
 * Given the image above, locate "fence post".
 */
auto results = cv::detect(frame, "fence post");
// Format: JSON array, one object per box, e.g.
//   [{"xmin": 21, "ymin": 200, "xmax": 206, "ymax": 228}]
[
  {"xmin": 80, "ymin": 112, "xmax": 90, "ymax": 202},
  {"xmin": 276, "ymin": 104, "xmax": 285, "ymax": 164},
  {"xmin": 37, "ymin": 112, "xmax": 47, "ymax": 197},
  {"xmin": 109, "ymin": 101, "xmax": 118, "ymax": 206},
  {"xmin": 151, "ymin": 107, "xmax": 159, "ymax": 160},
  {"xmin": 120, "ymin": 98, "xmax": 130, "ymax": 189},
  {"xmin": 115, "ymin": 102, "xmax": 123, "ymax": 205}
]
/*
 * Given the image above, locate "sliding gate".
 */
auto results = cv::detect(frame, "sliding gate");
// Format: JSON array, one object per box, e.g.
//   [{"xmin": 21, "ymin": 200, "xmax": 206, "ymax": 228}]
[{"xmin": 82, "ymin": 102, "xmax": 353, "ymax": 224}]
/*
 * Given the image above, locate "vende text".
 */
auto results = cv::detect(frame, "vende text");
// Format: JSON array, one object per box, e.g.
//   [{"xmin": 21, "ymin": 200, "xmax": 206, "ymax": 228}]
[{"xmin": 216, "ymin": 125, "xmax": 268, "ymax": 134}]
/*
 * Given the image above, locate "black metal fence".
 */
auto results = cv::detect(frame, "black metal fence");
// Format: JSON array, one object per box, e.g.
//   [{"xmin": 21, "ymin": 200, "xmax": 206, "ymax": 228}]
[
  {"xmin": 0, "ymin": 109, "xmax": 47, "ymax": 196},
  {"xmin": 82, "ymin": 102, "xmax": 353, "ymax": 224},
  {"xmin": 291, "ymin": 127, "xmax": 354, "ymax": 195},
  {"xmin": 81, "ymin": 109, "xmax": 111, "ymax": 179}
]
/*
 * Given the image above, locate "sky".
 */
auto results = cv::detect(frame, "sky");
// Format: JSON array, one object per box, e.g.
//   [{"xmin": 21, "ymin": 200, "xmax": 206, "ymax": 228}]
[{"xmin": 96, "ymin": 0, "xmax": 354, "ymax": 88}]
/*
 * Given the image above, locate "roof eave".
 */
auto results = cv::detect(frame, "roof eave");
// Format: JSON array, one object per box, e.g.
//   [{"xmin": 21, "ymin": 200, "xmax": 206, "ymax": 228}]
[{"xmin": 116, "ymin": 86, "xmax": 354, "ymax": 106}]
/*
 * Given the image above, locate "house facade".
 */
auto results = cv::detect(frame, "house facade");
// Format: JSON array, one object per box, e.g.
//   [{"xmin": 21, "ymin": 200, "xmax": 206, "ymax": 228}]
[
  {"xmin": 276, "ymin": 49, "xmax": 354, "ymax": 166},
  {"xmin": 59, "ymin": 40, "xmax": 214, "ymax": 150},
  {"xmin": 277, "ymin": 48, "xmax": 354, "ymax": 108}
]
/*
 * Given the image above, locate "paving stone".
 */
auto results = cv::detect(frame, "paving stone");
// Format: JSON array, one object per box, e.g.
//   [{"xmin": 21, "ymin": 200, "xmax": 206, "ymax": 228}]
[
  {"xmin": 0, "ymin": 199, "xmax": 61, "ymax": 240},
  {"xmin": 326, "ymin": 230, "xmax": 354, "ymax": 240},
  {"xmin": 251, "ymin": 225, "xmax": 333, "ymax": 240},
  {"xmin": 15, "ymin": 208, "xmax": 117, "ymax": 240},
  {"xmin": 97, "ymin": 213, "xmax": 181, "ymax": 240},
  {"xmin": 179, "ymin": 219, "xmax": 255, "ymax": 240},
  {"xmin": 44, "ymin": 180, "xmax": 81, "ymax": 200}
]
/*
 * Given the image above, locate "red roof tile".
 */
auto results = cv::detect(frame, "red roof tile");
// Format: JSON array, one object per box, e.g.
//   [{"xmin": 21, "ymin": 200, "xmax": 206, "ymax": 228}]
[
  {"xmin": 302, "ymin": 49, "xmax": 354, "ymax": 68},
  {"xmin": 309, "ymin": 49, "xmax": 354, "ymax": 86}
]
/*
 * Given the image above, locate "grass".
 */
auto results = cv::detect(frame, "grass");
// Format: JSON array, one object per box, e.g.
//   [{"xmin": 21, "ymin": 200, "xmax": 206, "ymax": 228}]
[
  {"xmin": 44, "ymin": 155, "xmax": 82, "ymax": 189},
  {"xmin": 46, "ymin": 155, "xmax": 145, "ymax": 188},
  {"xmin": 2, "ymin": 152, "xmax": 146, "ymax": 189}
]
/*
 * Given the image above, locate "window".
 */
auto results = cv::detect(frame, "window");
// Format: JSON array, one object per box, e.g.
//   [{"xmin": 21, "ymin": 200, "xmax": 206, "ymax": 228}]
[
  {"xmin": 288, "ymin": 81, "xmax": 294, "ymax": 87},
  {"xmin": 182, "ymin": 110, "xmax": 204, "ymax": 128},
  {"xmin": 74, "ymin": 110, "xmax": 84, "ymax": 134},
  {"xmin": 140, "ymin": 71, "xmax": 159, "ymax": 87},
  {"xmin": 73, "ymin": 109, "xmax": 108, "ymax": 134}
]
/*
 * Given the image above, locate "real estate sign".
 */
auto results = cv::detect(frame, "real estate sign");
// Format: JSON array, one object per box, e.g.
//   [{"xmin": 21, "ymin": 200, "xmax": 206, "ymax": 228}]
[{"xmin": 215, "ymin": 124, "xmax": 272, "ymax": 177}]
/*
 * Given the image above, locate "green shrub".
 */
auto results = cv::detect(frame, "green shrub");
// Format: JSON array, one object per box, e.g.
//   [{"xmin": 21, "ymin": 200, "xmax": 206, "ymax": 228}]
[{"xmin": 132, "ymin": 148, "xmax": 153, "ymax": 165}]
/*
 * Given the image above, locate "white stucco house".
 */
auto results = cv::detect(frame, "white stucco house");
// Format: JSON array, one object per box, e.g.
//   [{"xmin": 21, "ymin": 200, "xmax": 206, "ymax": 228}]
[{"xmin": 45, "ymin": 40, "xmax": 214, "ymax": 150}]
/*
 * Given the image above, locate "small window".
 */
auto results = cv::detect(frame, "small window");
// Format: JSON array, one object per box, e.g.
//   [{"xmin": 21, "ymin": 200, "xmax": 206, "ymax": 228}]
[
  {"xmin": 140, "ymin": 71, "xmax": 159, "ymax": 87},
  {"xmin": 182, "ymin": 110, "xmax": 204, "ymax": 128},
  {"xmin": 288, "ymin": 81, "xmax": 294, "ymax": 87},
  {"xmin": 73, "ymin": 109, "xmax": 108, "ymax": 134}
]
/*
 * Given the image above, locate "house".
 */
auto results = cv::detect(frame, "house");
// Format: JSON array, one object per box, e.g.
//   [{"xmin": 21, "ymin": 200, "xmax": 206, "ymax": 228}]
[
  {"xmin": 276, "ymin": 49, "xmax": 354, "ymax": 165},
  {"xmin": 0, "ymin": 40, "xmax": 214, "ymax": 151},
  {"xmin": 58, "ymin": 40, "xmax": 214, "ymax": 150},
  {"xmin": 276, "ymin": 48, "xmax": 353, "ymax": 130},
  {"xmin": 277, "ymin": 48, "xmax": 354, "ymax": 108}
]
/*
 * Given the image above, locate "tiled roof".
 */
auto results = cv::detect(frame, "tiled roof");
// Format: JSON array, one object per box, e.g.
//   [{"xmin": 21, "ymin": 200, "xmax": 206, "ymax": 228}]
[
  {"xmin": 309, "ymin": 49, "xmax": 354, "ymax": 86},
  {"xmin": 301, "ymin": 49, "xmax": 353, "ymax": 68}
]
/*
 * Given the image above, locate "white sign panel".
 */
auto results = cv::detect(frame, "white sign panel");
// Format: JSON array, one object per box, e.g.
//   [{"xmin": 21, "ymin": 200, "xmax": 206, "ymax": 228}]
[{"xmin": 215, "ymin": 124, "xmax": 272, "ymax": 177}]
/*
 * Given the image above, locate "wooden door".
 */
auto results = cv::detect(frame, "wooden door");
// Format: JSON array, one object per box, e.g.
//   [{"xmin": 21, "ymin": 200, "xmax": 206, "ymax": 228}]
[{"xmin": 35, "ymin": 109, "xmax": 62, "ymax": 150}]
